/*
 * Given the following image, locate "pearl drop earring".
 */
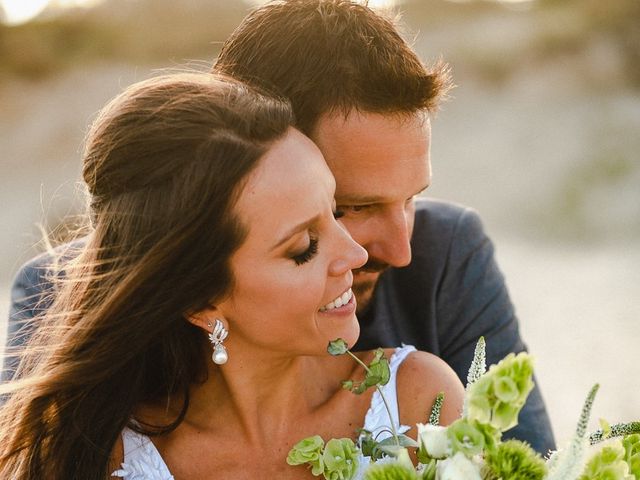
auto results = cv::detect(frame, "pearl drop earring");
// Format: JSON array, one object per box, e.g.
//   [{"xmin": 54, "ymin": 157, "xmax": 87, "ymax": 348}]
[{"xmin": 207, "ymin": 319, "xmax": 229, "ymax": 365}]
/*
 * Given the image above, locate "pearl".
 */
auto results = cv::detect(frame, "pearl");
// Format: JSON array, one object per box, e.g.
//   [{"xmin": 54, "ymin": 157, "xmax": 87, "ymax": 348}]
[{"xmin": 212, "ymin": 344, "xmax": 228, "ymax": 365}]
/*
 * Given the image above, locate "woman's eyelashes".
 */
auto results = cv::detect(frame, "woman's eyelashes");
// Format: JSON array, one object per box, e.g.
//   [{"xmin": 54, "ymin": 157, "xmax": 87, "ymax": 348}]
[
  {"xmin": 292, "ymin": 236, "xmax": 319, "ymax": 265},
  {"xmin": 290, "ymin": 210, "xmax": 341, "ymax": 265}
]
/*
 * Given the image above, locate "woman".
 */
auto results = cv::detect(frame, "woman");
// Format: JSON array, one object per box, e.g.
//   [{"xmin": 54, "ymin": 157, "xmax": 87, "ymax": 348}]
[{"xmin": 0, "ymin": 73, "xmax": 464, "ymax": 479}]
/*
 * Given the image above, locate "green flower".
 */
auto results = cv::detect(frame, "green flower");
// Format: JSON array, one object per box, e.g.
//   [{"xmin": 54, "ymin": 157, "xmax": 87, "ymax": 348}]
[
  {"xmin": 494, "ymin": 376, "xmax": 519, "ymax": 402},
  {"xmin": 363, "ymin": 461, "xmax": 419, "ymax": 480},
  {"xmin": 623, "ymin": 434, "xmax": 640, "ymax": 479},
  {"xmin": 466, "ymin": 352, "xmax": 534, "ymax": 431},
  {"xmin": 447, "ymin": 419, "xmax": 500, "ymax": 458},
  {"xmin": 483, "ymin": 439, "xmax": 547, "ymax": 480},
  {"xmin": 323, "ymin": 438, "xmax": 359, "ymax": 480},
  {"xmin": 578, "ymin": 440, "xmax": 631, "ymax": 480},
  {"xmin": 287, "ymin": 435, "xmax": 325, "ymax": 476}
]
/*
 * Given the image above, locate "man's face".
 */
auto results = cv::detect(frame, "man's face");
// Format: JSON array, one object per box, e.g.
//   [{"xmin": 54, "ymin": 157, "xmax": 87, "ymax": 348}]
[{"xmin": 310, "ymin": 111, "xmax": 432, "ymax": 314}]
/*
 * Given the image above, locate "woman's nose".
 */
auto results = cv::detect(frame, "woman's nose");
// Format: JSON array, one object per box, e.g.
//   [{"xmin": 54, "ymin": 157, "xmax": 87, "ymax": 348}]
[{"xmin": 329, "ymin": 225, "xmax": 368, "ymax": 276}]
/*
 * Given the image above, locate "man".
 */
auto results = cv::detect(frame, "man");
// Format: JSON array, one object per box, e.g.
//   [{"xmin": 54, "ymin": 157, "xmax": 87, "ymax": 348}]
[{"xmin": 5, "ymin": 0, "xmax": 555, "ymax": 453}]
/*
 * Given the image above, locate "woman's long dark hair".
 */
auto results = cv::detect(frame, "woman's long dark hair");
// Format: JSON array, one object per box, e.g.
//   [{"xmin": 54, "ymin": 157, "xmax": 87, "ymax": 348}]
[{"xmin": 0, "ymin": 73, "xmax": 293, "ymax": 479}]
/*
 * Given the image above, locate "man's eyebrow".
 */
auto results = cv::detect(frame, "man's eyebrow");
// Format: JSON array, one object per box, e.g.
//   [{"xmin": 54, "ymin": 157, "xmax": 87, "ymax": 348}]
[
  {"xmin": 336, "ymin": 184, "xmax": 430, "ymax": 204},
  {"xmin": 271, "ymin": 214, "xmax": 321, "ymax": 251}
]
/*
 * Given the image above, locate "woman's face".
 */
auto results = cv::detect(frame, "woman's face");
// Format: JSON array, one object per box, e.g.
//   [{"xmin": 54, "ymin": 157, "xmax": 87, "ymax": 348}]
[{"xmin": 217, "ymin": 128, "xmax": 368, "ymax": 358}]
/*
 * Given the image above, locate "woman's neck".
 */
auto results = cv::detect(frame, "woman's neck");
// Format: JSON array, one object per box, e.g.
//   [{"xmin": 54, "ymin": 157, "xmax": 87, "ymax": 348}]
[
  {"xmin": 134, "ymin": 348, "xmax": 379, "ymax": 479},
  {"xmin": 177, "ymin": 348, "xmax": 361, "ymax": 445}
]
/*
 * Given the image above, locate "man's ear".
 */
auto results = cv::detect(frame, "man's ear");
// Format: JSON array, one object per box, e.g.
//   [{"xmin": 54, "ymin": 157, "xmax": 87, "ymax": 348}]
[{"xmin": 185, "ymin": 306, "xmax": 224, "ymax": 332}]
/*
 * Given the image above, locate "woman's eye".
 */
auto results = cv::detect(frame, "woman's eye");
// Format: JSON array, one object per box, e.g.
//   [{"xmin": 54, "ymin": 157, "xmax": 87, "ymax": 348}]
[
  {"xmin": 333, "ymin": 209, "xmax": 345, "ymax": 220},
  {"xmin": 292, "ymin": 237, "xmax": 319, "ymax": 265}
]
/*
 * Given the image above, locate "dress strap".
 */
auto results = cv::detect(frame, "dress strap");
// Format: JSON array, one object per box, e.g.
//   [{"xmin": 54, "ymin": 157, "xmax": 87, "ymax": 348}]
[
  {"xmin": 111, "ymin": 427, "xmax": 174, "ymax": 479},
  {"xmin": 361, "ymin": 345, "xmax": 416, "ymax": 441}
]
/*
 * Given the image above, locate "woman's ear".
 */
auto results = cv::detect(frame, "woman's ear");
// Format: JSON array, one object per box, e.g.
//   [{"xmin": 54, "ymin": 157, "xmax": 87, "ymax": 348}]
[{"xmin": 185, "ymin": 306, "xmax": 224, "ymax": 332}]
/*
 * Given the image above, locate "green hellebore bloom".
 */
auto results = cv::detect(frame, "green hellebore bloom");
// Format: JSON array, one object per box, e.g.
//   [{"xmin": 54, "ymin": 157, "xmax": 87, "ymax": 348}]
[
  {"xmin": 492, "ymin": 402, "xmax": 522, "ymax": 431},
  {"xmin": 493, "ymin": 376, "xmax": 519, "ymax": 403},
  {"xmin": 447, "ymin": 419, "xmax": 487, "ymax": 457},
  {"xmin": 628, "ymin": 455, "xmax": 640, "ymax": 479},
  {"xmin": 287, "ymin": 435, "xmax": 325, "ymax": 476},
  {"xmin": 623, "ymin": 434, "xmax": 640, "ymax": 464},
  {"xmin": 323, "ymin": 438, "xmax": 359, "ymax": 480},
  {"xmin": 467, "ymin": 392, "xmax": 492, "ymax": 425},
  {"xmin": 466, "ymin": 352, "xmax": 534, "ymax": 431},
  {"xmin": 578, "ymin": 441, "xmax": 631, "ymax": 480}
]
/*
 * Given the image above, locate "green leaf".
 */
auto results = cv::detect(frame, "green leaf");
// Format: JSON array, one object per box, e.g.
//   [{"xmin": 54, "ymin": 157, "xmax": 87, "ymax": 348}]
[
  {"xmin": 377, "ymin": 434, "xmax": 419, "ymax": 449},
  {"xmin": 357, "ymin": 429, "xmax": 377, "ymax": 458},
  {"xmin": 328, "ymin": 338, "xmax": 349, "ymax": 356},
  {"xmin": 353, "ymin": 382, "xmax": 368, "ymax": 395},
  {"xmin": 377, "ymin": 444, "xmax": 409, "ymax": 458},
  {"xmin": 365, "ymin": 352, "xmax": 390, "ymax": 388}
]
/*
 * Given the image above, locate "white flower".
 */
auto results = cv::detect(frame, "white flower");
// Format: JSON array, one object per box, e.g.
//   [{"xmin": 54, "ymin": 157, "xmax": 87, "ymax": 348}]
[
  {"xmin": 417, "ymin": 423, "xmax": 450, "ymax": 459},
  {"xmin": 436, "ymin": 452, "xmax": 482, "ymax": 480}
]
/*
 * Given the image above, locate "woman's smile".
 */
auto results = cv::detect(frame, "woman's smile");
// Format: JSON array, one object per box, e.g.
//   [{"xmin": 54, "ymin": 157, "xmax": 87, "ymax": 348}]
[{"xmin": 319, "ymin": 288, "xmax": 355, "ymax": 313}]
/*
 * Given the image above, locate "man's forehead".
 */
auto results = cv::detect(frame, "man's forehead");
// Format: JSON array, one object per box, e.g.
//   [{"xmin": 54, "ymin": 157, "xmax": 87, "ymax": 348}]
[{"xmin": 311, "ymin": 108, "xmax": 430, "ymax": 135}]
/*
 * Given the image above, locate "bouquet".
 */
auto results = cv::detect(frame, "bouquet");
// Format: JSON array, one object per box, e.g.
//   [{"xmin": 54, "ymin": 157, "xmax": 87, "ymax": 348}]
[{"xmin": 287, "ymin": 338, "xmax": 640, "ymax": 480}]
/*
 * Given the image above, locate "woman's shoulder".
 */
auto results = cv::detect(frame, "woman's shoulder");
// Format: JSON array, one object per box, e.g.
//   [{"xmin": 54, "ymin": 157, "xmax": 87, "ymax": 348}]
[
  {"xmin": 395, "ymin": 348, "xmax": 465, "ymax": 427},
  {"xmin": 108, "ymin": 433, "xmax": 125, "ymax": 478}
]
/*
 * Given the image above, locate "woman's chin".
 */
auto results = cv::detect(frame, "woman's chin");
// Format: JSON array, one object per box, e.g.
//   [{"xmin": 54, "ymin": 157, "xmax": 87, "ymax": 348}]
[{"xmin": 318, "ymin": 313, "xmax": 360, "ymax": 351}]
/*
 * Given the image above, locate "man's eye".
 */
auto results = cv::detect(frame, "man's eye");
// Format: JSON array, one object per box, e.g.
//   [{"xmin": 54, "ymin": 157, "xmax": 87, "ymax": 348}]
[{"xmin": 344, "ymin": 205, "xmax": 369, "ymax": 214}]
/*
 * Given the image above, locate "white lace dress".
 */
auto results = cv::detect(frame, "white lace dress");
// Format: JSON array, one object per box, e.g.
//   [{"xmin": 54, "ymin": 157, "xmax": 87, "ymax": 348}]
[{"xmin": 112, "ymin": 345, "xmax": 416, "ymax": 479}]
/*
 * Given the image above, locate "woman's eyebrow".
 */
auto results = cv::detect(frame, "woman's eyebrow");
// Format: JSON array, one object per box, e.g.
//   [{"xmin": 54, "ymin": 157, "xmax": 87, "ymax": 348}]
[{"xmin": 271, "ymin": 214, "xmax": 321, "ymax": 251}]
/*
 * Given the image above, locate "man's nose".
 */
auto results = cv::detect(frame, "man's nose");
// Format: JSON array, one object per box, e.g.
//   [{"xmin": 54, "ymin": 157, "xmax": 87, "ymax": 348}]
[{"xmin": 369, "ymin": 207, "xmax": 412, "ymax": 268}]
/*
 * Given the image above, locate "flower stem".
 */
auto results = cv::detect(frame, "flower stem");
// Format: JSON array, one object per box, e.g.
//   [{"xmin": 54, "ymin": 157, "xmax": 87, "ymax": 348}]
[
  {"xmin": 375, "ymin": 385, "xmax": 400, "ymax": 446},
  {"xmin": 346, "ymin": 350, "xmax": 400, "ymax": 446},
  {"xmin": 346, "ymin": 350, "xmax": 370, "ymax": 372}
]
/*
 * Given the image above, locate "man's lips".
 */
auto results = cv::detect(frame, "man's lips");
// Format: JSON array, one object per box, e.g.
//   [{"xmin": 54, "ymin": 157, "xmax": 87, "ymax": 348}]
[{"xmin": 354, "ymin": 259, "xmax": 389, "ymax": 275}]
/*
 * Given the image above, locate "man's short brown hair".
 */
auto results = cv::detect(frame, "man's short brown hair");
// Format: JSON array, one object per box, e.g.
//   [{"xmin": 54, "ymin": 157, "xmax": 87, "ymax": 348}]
[{"xmin": 214, "ymin": 0, "xmax": 451, "ymax": 134}]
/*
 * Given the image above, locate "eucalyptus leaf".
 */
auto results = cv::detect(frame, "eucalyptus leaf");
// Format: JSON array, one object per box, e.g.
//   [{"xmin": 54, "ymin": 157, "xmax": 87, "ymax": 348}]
[
  {"xmin": 327, "ymin": 338, "xmax": 349, "ymax": 356},
  {"xmin": 366, "ymin": 357, "xmax": 390, "ymax": 387}
]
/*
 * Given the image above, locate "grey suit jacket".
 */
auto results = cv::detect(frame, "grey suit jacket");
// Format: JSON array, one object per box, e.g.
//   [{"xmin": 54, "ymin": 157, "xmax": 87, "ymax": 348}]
[{"xmin": 3, "ymin": 198, "xmax": 555, "ymax": 454}]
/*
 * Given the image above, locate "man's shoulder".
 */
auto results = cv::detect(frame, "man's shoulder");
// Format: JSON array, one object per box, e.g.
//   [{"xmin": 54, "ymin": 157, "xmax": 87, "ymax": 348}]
[
  {"xmin": 11, "ymin": 240, "xmax": 85, "ymax": 293},
  {"xmin": 414, "ymin": 197, "xmax": 481, "ymax": 231},
  {"xmin": 411, "ymin": 198, "xmax": 485, "ymax": 256}
]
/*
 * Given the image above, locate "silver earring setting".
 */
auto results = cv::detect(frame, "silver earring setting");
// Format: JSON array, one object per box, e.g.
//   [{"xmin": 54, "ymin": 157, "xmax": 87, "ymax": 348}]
[{"xmin": 207, "ymin": 319, "xmax": 229, "ymax": 365}]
